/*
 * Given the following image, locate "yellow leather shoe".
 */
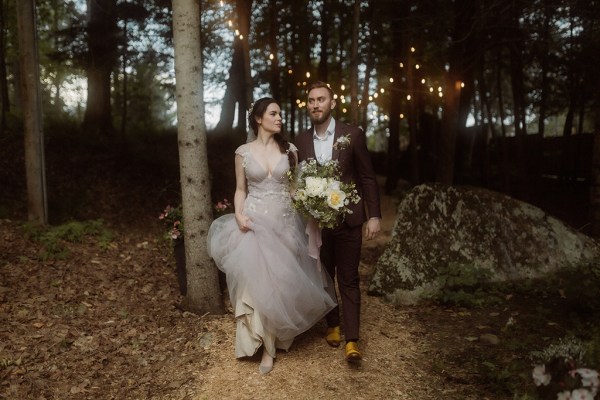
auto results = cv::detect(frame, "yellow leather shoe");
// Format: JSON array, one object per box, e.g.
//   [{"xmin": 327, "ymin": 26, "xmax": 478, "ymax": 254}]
[
  {"xmin": 345, "ymin": 341, "xmax": 362, "ymax": 362},
  {"xmin": 325, "ymin": 326, "xmax": 341, "ymax": 347}
]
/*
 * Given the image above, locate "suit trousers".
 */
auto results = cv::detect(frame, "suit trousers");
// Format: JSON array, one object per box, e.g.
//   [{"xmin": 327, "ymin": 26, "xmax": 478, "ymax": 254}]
[{"xmin": 320, "ymin": 223, "xmax": 363, "ymax": 342}]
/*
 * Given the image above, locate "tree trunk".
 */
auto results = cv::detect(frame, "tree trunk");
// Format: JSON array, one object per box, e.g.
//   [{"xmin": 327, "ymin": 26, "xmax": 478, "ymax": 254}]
[
  {"xmin": 268, "ymin": 0, "xmax": 280, "ymax": 100},
  {"xmin": 0, "ymin": 0, "xmax": 9, "ymax": 135},
  {"xmin": 237, "ymin": 0, "xmax": 253, "ymax": 132},
  {"xmin": 216, "ymin": 0, "xmax": 252, "ymax": 134},
  {"xmin": 82, "ymin": 0, "xmax": 117, "ymax": 137},
  {"xmin": 406, "ymin": 46, "xmax": 420, "ymax": 184},
  {"xmin": 172, "ymin": 0, "xmax": 224, "ymax": 315},
  {"xmin": 360, "ymin": 11, "xmax": 374, "ymax": 133},
  {"xmin": 496, "ymin": 47, "xmax": 510, "ymax": 193},
  {"xmin": 317, "ymin": 0, "xmax": 332, "ymax": 82},
  {"xmin": 590, "ymin": 99, "xmax": 600, "ymax": 237},
  {"xmin": 385, "ymin": 59, "xmax": 401, "ymax": 194},
  {"xmin": 508, "ymin": 1, "xmax": 529, "ymax": 198},
  {"xmin": 120, "ymin": 19, "xmax": 129, "ymax": 136},
  {"xmin": 349, "ymin": 0, "xmax": 360, "ymax": 124},
  {"xmin": 437, "ymin": 75, "xmax": 461, "ymax": 185},
  {"xmin": 16, "ymin": 0, "xmax": 47, "ymax": 224}
]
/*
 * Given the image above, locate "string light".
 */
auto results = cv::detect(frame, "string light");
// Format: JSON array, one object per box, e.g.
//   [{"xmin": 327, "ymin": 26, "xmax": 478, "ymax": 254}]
[
  {"xmin": 373, "ymin": 93, "xmax": 379, "ymax": 99},
  {"xmin": 438, "ymin": 92, "xmax": 443, "ymax": 97},
  {"xmin": 389, "ymin": 77, "xmax": 394, "ymax": 83},
  {"xmin": 429, "ymin": 87, "xmax": 434, "ymax": 92},
  {"xmin": 234, "ymin": 29, "xmax": 239, "ymax": 35},
  {"xmin": 460, "ymin": 82, "xmax": 465, "ymax": 88},
  {"xmin": 368, "ymin": 96, "xmax": 373, "ymax": 101},
  {"xmin": 342, "ymin": 108, "xmax": 347, "ymax": 113},
  {"xmin": 438, "ymin": 86, "xmax": 442, "ymax": 92},
  {"xmin": 415, "ymin": 64, "xmax": 420, "ymax": 70},
  {"xmin": 239, "ymin": 34, "xmax": 243, "ymax": 40},
  {"xmin": 306, "ymin": 72, "xmax": 310, "ymax": 78},
  {"xmin": 341, "ymin": 84, "xmax": 346, "ymax": 91},
  {"xmin": 410, "ymin": 46, "xmax": 415, "ymax": 52},
  {"xmin": 288, "ymin": 69, "xmax": 293, "ymax": 74},
  {"xmin": 380, "ymin": 88, "xmax": 385, "ymax": 93},
  {"xmin": 421, "ymin": 78, "xmax": 426, "ymax": 84},
  {"xmin": 269, "ymin": 53, "xmax": 274, "ymax": 60},
  {"xmin": 400, "ymin": 113, "xmax": 404, "ymax": 119},
  {"xmin": 406, "ymin": 95, "xmax": 411, "ymax": 100},
  {"xmin": 228, "ymin": 20, "xmax": 232, "ymax": 27}
]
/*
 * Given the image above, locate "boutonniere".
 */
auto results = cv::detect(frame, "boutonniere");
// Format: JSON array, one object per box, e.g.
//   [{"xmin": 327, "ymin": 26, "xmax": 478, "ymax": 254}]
[{"xmin": 333, "ymin": 134, "xmax": 351, "ymax": 150}]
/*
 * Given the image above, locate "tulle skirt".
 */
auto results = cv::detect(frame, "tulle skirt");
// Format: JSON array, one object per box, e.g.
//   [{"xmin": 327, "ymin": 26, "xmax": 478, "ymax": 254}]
[{"xmin": 207, "ymin": 209, "xmax": 336, "ymax": 358}]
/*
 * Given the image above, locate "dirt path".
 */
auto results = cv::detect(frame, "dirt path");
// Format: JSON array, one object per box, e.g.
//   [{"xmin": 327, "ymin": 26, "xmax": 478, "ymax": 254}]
[
  {"xmin": 1, "ymin": 185, "xmax": 506, "ymax": 400},
  {"xmin": 172, "ymin": 189, "xmax": 489, "ymax": 400}
]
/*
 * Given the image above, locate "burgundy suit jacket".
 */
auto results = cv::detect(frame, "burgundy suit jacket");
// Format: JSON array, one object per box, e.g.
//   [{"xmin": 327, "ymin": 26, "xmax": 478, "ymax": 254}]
[{"xmin": 294, "ymin": 120, "xmax": 382, "ymax": 228}]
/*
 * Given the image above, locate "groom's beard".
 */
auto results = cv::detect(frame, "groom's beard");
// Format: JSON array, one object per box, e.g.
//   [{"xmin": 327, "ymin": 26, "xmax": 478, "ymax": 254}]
[{"xmin": 309, "ymin": 107, "xmax": 332, "ymax": 125}]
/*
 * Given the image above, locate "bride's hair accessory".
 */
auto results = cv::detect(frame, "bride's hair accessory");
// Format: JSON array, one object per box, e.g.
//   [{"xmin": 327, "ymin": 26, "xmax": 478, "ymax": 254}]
[{"xmin": 247, "ymin": 102, "xmax": 255, "ymax": 117}]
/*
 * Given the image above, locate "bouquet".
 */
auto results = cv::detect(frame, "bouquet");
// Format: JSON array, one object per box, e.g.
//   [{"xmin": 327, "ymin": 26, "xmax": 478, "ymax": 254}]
[
  {"xmin": 158, "ymin": 205, "xmax": 183, "ymax": 240},
  {"xmin": 292, "ymin": 159, "xmax": 360, "ymax": 229}
]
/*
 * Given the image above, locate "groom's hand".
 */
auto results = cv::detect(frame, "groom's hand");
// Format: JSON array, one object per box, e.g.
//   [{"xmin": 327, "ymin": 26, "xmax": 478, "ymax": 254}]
[{"xmin": 364, "ymin": 217, "xmax": 381, "ymax": 240}]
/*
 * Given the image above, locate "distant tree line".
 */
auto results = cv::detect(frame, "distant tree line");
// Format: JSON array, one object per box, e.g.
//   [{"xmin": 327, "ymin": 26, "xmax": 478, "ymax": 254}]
[{"xmin": 2, "ymin": 0, "xmax": 600, "ymax": 203}]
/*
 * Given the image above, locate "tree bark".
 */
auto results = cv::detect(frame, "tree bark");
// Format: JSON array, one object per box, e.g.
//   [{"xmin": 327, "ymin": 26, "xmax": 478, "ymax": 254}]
[
  {"xmin": 349, "ymin": 0, "xmax": 360, "ymax": 124},
  {"xmin": 437, "ymin": 75, "xmax": 461, "ymax": 185},
  {"xmin": 172, "ymin": 0, "xmax": 224, "ymax": 315},
  {"xmin": 0, "ymin": 0, "xmax": 9, "ymax": 135},
  {"xmin": 216, "ymin": 0, "xmax": 252, "ymax": 134},
  {"xmin": 317, "ymin": 0, "xmax": 332, "ymax": 81},
  {"xmin": 82, "ymin": 0, "xmax": 117, "ymax": 137},
  {"xmin": 590, "ymin": 90, "xmax": 600, "ymax": 236},
  {"xmin": 16, "ymin": 0, "xmax": 47, "ymax": 224},
  {"xmin": 406, "ymin": 46, "xmax": 420, "ymax": 184},
  {"xmin": 268, "ymin": 0, "xmax": 280, "ymax": 100}
]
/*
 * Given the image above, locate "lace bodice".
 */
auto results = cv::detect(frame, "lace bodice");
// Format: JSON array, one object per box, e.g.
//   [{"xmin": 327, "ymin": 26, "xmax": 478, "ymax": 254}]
[{"xmin": 235, "ymin": 143, "xmax": 297, "ymax": 217}]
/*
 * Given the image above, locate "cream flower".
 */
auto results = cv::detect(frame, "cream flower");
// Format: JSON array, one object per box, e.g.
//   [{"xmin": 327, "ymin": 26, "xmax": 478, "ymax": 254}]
[
  {"xmin": 294, "ymin": 189, "xmax": 307, "ymax": 202},
  {"xmin": 326, "ymin": 188, "xmax": 346, "ymax": 210},
  {"xmin": 305, "ymin": 176, "xmax": 328, "ymax": 197},
  {"xmin": 557, "ymin": 391, "xmax": 572, "ymax": 400}
]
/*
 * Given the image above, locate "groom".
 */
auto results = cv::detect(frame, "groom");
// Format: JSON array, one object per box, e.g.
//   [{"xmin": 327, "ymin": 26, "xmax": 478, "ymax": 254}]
[{"xmin": 295, "ymin": 81, "xmax": 381, "ymax": 362}]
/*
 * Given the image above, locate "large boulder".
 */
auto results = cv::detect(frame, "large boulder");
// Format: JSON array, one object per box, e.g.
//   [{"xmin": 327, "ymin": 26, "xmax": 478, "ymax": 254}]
[{"xmin": 368, "ymin": 184, "xmax": 600, "ymax": 305}]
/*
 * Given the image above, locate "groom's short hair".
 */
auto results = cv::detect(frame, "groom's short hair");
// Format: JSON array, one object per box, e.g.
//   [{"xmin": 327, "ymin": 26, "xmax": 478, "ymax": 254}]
[{"xmin": 307, "ymin": 81, "xmax": 335, "ymax": 99}]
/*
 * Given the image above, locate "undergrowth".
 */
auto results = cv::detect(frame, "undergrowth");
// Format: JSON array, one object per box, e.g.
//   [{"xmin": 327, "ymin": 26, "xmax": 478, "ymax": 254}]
[
  {"xmin": 430, "ymin": 260, "xmax": 600, "ymax": 399},
  {"xmin": 22, "ymin": 219, "xmax": 113, "ymax": 260}
]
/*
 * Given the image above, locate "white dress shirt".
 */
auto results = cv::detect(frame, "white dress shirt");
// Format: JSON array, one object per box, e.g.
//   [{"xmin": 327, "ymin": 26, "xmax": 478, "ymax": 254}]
[{"xmin": 313, "ymin": 118, "xmax": 336, "ymax": 164}]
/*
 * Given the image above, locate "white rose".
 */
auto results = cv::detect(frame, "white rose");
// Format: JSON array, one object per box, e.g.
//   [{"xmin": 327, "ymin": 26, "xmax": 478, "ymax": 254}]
[
  {"xmin": 305, "ymin": 177, "xmax": 328, "ymax": 197},
  {"xmin": 326, "ymin": 189, "xmax": 346, "ymax": 210}
]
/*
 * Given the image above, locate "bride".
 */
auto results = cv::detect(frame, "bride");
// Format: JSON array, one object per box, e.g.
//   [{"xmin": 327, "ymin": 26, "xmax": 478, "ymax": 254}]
[{"xmin": 207, "ymin": 97, "xmax": 336, "ymax": 374}]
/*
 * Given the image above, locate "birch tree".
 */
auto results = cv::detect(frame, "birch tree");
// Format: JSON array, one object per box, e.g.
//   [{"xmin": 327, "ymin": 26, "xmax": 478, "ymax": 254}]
[{"xmin": 172, "ymin": 0, "xmax": 223, "ymax": 315}]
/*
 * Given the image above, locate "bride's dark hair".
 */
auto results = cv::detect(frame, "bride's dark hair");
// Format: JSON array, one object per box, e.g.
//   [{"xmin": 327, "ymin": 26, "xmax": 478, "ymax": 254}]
[{"xmin": 248, "ymin": 97, "xmax": 296, "ymax": 170}]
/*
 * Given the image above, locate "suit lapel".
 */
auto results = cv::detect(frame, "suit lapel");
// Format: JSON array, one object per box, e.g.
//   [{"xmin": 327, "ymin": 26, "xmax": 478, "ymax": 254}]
[
  {"xmin": 305, "ymin": 128, "xmax": 317, "ymax": 160},
  {"xmin": 331, "ymin": 124, "xmax": 343, "ymax": 161}
]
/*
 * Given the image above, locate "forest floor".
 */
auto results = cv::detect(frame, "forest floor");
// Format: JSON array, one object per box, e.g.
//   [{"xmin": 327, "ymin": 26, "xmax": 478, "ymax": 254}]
[{"xmin": 0, "ymin": 134, "xmax": 594, "ymax": 399}]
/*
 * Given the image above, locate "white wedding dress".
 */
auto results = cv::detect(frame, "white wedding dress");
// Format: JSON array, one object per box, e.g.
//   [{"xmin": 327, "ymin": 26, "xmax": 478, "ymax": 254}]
[{"xmin": 207, "ymin": 143, "xmax": 336, "ymax": 358}]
